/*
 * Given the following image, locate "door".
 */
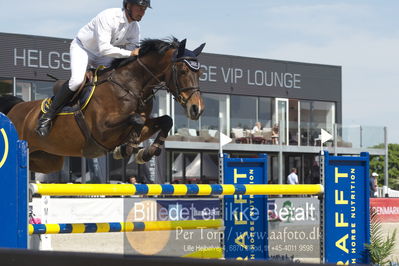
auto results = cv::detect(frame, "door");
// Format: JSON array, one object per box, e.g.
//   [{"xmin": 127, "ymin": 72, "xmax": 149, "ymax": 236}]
[{"xmin": 275, "ymin": 98, "xmax": 289, "ymax": 145}]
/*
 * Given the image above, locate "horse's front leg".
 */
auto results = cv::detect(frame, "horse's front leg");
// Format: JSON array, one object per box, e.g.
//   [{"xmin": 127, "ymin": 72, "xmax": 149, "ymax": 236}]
[
  {"xmin": 135, "ymin": 115, "xmax": 173, "ymax": 164},
  {"xmin": 112, "ymin": 113, "xmax": 146, "ymax": 159}
]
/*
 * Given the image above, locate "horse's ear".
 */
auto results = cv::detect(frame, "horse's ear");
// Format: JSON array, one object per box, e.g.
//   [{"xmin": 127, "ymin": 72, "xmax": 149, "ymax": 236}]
[
  {"xmin": 177, "ymin": 39, "xmax": 187, "ymax": 58},
  {"xmin": 193, "ymin": 43, "xmax": 206, "ymax": 56}
]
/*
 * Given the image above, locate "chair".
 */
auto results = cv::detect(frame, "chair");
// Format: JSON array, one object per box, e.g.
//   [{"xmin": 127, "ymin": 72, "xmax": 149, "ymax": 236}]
[
  {"xmin": 231, "ymin": 128, "xmax": 244, "ymax": 138},
  {"xmin": 231, "ymin": 128, "xmax": 249, "ymax": 143},
  {"xmin": 188, "ymin": 128, "xmax": 197, "ymax": 136},
  {"xmin": 262, "ymin": 129, "xmax": 273, "ymax": 144},
  {"xmin": 177, "ymin": 128, "xmax": 190, "ymax": 136},
  {"xmin": 199, "ymin": 129, "xmax": 219, "ymax": 142},
  {"xmin": 177, "ymin": 128, "xmax": 200, "ymax": 142}
]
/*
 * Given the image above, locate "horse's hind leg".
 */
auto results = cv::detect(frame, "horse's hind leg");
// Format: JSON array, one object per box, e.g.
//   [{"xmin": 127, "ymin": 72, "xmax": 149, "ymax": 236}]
[
  {"xmin": 30, "ymin": 151, "xmax": 64, "ymax": 174},
  {"xmin": 135, "ymin": 115, "xmax": 173, "ymax": 164}
]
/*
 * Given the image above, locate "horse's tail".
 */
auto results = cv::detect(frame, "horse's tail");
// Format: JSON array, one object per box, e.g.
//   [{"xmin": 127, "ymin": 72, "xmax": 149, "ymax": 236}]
[{"xmin": 0, "ymin": 95, "xmax": 24, "ymax": 115}]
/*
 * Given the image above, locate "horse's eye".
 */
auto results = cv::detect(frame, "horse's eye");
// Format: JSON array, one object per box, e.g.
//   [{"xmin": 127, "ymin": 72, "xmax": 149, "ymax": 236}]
[{"xmin": 179, "ymin": 69, "xmax": 188, "ymax": 75}]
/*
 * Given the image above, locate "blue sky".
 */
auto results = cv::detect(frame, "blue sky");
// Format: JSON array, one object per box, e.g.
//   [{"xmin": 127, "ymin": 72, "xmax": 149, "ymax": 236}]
[{"xmin": 1, "ymin": 0, "xmax": 398, "ymax": 143}]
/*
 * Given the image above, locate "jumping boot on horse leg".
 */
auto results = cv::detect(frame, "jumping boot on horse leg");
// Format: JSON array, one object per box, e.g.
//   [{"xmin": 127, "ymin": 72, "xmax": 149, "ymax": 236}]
[
  {"xmin": 36, "ymin": 81, "xmax": 75, "ymax": 136},
  {"xmin": 113, "ymin": 114, "xmax": 146, "ymax": 160},
  {"xmin": 130, "ymin": 113, "xmax": 146, "ymax": 135}
]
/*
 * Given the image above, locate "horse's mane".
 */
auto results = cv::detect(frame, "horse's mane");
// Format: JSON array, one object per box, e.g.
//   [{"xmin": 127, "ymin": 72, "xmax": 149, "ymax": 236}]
[{"xmin": 110, "ymin": 37, "xmax": 179, "ymax": 69}]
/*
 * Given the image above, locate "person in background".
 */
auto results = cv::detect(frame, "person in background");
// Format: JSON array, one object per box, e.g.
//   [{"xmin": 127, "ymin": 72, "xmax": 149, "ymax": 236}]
[
  {"xmin": 370, "ymin": 172, "xmax": 378, "ymax": 198},
  {"xmin": 251, "ymin": 121, "xmax": 262, "ymax": 134},
  {"xmin": 287, "ymin": 168, "xmax": 299, "ymax": 184},
  {"xmin": 311, "ymin": 160, "xmax": 320, "ymax": 184},
  {"xmin": 271, "ymin": 123, "xmax": 279, "ymax": 144},
  {"xmin": 128, "ymin": 176, "xmax": 137, "ymax": 184}
]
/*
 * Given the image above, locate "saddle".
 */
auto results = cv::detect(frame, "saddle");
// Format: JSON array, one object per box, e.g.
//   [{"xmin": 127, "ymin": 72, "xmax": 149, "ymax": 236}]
[
  {"xmin": 41, "ymin": 68, "xmax": 98, "ymax": 115},
  {"xmin": 41, "ymin": 66, "xmax": 112, "ymax": 158}
]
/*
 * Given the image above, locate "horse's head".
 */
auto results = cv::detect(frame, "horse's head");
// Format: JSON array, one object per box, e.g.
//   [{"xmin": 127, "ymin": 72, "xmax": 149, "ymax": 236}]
[
  {"xmin": 121, "ymin": 38, "xmax": 205, "ymax": 120},
  {"xmin": 168, "ymin": 39, "xmax": 206, "ymax": 120}
]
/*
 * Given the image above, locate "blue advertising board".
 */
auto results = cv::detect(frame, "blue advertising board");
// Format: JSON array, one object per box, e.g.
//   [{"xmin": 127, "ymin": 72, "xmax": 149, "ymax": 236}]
[
  {"xmin": 323, "ymin": 151, "xmax": 370, "ymax": 264},
  {"xmin": 223, "ymin": 154, "xmax": 268, "ymax": 260},
  {"xmin": 0, "ymin": 113, "xmax": 28, "ymax": 248}
]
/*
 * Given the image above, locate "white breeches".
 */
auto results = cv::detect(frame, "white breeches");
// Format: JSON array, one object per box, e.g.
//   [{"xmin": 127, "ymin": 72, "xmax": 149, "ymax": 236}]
[{"xmin": 69, "ymin": 38, "xmax": 114, "ymax": 91}]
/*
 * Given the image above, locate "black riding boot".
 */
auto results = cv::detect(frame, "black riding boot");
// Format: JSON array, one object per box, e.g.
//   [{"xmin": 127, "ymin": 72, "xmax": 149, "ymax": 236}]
[{"xmin": 36, "ymin": 81, "xmax": 75, "ymax": 136}]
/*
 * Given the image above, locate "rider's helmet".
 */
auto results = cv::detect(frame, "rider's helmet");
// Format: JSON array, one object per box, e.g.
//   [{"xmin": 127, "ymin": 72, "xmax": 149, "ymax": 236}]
[{"xmin": 123, "ymin": 0, "xmax": 151, "ymax": 9}]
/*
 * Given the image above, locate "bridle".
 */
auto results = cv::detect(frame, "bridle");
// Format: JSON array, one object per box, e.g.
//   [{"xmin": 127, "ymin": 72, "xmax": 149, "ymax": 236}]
[
  {"xmin": 102, "ymin": 54, "xmax": 201, "ymax": 110},
  {"xmin": 137, "ymin": 57, "xmax": 200, "ymax": 107}
]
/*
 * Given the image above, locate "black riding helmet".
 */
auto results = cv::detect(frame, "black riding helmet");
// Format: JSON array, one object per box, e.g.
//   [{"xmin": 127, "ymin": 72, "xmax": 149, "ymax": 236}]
[{"xmin": 123, "ymin": 0, "xmax": 151, "ymax": 9}]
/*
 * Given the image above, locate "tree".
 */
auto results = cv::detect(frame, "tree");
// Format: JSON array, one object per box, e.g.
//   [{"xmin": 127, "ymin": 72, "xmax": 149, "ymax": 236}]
[{"xmin": 370, "ymin": 144, "xmax": 399, "ymax": 190}]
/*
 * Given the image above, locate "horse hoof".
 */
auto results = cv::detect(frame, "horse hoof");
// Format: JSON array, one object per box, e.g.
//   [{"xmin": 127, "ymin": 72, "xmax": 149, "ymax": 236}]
[
  {"xmin": 113, "ymin": 146, "xmax": 123, "ymax": 160},
  {"xmin": 135, "ymin": 149, "xmax": 146, "ymax": 164}
]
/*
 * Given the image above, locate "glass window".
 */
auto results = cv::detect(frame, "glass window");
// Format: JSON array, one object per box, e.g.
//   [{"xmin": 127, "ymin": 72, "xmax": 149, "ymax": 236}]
[
  {"xmin": 0, "ymin": 78, "xmax": 13, "ymax": 96},
  {"xmin": 202, "ymin": 94, "xmax": 220, "ymax": 130},
  {"xmin": 201, "ymin": 152, "xmax": 219, "ymax": 184},
  {"xmin": 171, "ymin": 152, "xmax": 200, "ymax": 184},
  {"xmin": 151, "ymin": 90, "xmax": 168, "ymax": 117},
  {"xmin": 258, "ymin": 97, "xmax": 273, "ymax": 129},
  {"xmin": 172, "ymin": 93, "xmax": 228, "ymax": 140},
  {"xmin": 16, "ymin": 79, "xmax": 53, "ymax": 101},
  {"xmin": 303, "ymin": 154, "xmax": 320, "ymax": 184},
  {"xmin": 230, "ymin": 95, "xmax": 257, "ymax": 130},
  {"xmin": 199, "ymin": 93, "xmax": 228, "ymax": 138},
  {"xmin": 300, "ymin": 100, "xmax": 335, "ymax": 146},
  {"xmin": 173, "ymin": 101, "xmax": 199, "ymax": 135},
  {"xmin": 276, "ymin": 99, "xmax": 288, "ymax": 145},
  {"xmin": 289, "ymin": 99, "xmax": 299, "ymax": 145}
]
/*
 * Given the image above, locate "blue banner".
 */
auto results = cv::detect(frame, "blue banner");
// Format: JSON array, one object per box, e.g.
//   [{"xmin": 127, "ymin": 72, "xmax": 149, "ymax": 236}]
[
  {"xmin": 0, "ymin": 113, "xmax": 28, "ymax": 248},
  {"xmin": 223, "ymin": 154, "xmax": 268, "ymax": 260},
  {"xmin": 324, "ymin": 151, "xmax": 370, "ymax": 264}
]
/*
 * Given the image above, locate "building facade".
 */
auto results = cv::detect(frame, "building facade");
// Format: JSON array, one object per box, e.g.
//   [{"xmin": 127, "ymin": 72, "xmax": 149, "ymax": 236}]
[{"xmin": 0, "ymin": 32, "xmax": 386, "ymax": 184}]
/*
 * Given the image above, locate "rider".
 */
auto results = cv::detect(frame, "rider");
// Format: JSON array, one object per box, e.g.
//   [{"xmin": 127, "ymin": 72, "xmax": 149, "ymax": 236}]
[{"xmin": 36, "ymin": 0, "xmax": 151, "ymax": 136}]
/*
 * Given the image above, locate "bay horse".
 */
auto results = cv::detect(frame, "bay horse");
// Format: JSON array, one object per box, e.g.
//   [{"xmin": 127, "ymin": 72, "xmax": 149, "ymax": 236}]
[{"xmin": 0, "ymin": 38, "xmax": 205, "ymax": 174}]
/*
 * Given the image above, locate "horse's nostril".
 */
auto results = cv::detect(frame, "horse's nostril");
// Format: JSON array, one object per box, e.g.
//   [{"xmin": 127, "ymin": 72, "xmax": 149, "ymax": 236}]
[{"xmin": 190, "ymin": 104, "xmax": 199, "ymax": 118}]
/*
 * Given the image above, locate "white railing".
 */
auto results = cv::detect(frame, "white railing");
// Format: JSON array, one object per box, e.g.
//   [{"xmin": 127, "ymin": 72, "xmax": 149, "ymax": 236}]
[{"xmin": 377, "ymin": 187, "xmax": 399, "ymax": 198}]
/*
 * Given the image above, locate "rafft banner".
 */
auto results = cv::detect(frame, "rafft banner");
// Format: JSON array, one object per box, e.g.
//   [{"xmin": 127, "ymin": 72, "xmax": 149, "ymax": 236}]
[
  {"xmin": 223, "ymin": 154, "xmax": 268, "ymax": 260},
  {"xmin": 323, "ymin": 151, "xmax": 370, "ymax": 264}
]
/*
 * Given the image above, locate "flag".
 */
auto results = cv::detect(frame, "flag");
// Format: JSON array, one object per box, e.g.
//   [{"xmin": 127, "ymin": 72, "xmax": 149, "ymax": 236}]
[
  {"xmin": 320, "ymin": 128, "xmax": 333, "ymax": 144},
  {"xmin": 220, "ymin": 132, "xmax": 232, "ymax": 147}
]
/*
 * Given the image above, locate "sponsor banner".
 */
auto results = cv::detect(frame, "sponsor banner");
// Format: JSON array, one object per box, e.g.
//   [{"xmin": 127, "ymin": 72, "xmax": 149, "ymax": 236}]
[
  {"xmin": 267, "ymin": 197, "xmax": 320, "ymax": 261},
  {"xmin": 371, "ymin": 198, "xmax": 399, "ymax": 223},
  {"xmin": 323, "ymin": 151, "xmax": 370, "ymax": 264},
  {"xmin": 223, "ymin": 154, "xmax": 268, "ymax": 260},
  {"xmin": 123, "ymin": 198, "xmax": 221, "ymax": 257}
]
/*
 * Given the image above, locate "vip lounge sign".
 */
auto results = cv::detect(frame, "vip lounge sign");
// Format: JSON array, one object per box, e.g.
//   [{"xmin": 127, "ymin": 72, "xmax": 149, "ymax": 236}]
[{"xmin": 323, "ymin": 152, "xmax": 370, "ymax": 264}]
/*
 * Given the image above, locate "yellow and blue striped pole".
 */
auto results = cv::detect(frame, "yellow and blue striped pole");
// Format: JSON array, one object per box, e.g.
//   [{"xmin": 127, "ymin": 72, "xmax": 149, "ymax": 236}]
[
  {"xmin": 29, "ymin": 219, "xmax": 223, "ymax": 235},
  {"xmin": 30, "ymin": 184, "xmax": 324, "ymax": 196}
]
